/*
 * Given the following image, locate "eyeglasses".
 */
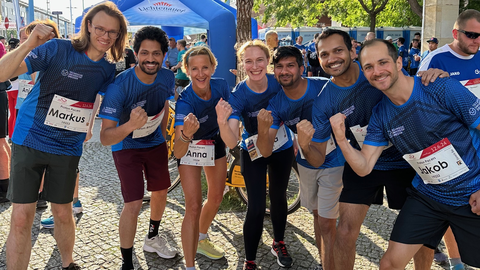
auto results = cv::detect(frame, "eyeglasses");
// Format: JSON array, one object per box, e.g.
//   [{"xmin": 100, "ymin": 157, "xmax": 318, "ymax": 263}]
[
  {"xmin": 91, "ymin": 24, "xmax": 120, "ymax": 39},
  {"xmin": 457, "ymin": 29, "xmax": 480, "ymax": 40}
]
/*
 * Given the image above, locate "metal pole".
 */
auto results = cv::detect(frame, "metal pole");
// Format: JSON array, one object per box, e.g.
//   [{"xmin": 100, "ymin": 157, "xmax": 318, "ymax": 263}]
[
  {"xmin": 56, "ymin": 14, "xmax": 59, "ymax": 29},
  {"xmin": 69, "ymin": 0, "xmax": 73, "ymax": 37}
]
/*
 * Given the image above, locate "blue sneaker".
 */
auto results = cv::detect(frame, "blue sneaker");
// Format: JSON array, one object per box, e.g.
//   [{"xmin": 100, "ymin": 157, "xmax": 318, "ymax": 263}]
[
  {"xmin": 73, "ymin": 200, "xmax": 83, "ymax": 214},
  {"xmin": 450, "ymin": 264, "xmax": 465, "ymax": 270},
  {"xmin": 41, "ymin": 216, "xmax": 54, "ymax": 229}
]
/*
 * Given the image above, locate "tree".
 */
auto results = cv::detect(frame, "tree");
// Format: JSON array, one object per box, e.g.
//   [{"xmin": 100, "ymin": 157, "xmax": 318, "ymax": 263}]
[
  {"xmin": 235, "ymin": 0, "xmax": 254, "ymax": 82},
  {"xmin": 254, "ymin": 0, "xmax": 422, "ymax": 29}
]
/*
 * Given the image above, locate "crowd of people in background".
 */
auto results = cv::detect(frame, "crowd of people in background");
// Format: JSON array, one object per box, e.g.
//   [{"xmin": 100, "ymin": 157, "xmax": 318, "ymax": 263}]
[{"xmin": 0, "ymin": 1, "xmax": 480, "ymax": 270}]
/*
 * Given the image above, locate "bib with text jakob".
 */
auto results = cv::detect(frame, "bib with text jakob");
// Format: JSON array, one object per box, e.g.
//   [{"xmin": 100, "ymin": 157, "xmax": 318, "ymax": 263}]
[
  {"xmin": 180, "ymin": 140, "xmax": 215, "ymax": 166},
  {"xmin": 44, "ymin": 94, "xmax": 93, "ymax": 133},
  {"xmin": 132, "ymin": 108, "xmax": 165, "ymax": 139},
  {"xmin": 402, "ymin": 138, "xmax": 469, "ymax": 185}
]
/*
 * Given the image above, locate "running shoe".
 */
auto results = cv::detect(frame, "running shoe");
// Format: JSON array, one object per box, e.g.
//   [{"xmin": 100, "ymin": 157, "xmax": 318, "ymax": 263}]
[
  {"xmin": 72, "ymin": 200, "xmax": 83, "ymax": 214},
  {"xmin": 271, "ymin": 241, "xmax": 293, "ymax": 268},
  {"xmin": 433, "ymin": 247, "xmax": 448, "ymax": 265},
  {"xmin": 143, "ymin": 234, "xmax": 177, "ymax": 259},
  {"xmin": 450, "ymin": 263, "xmax": 465, "ymax": 270},
  {"xmin": 196, "ymin": 238, "xmax": 225, "ymax": 260},
  {"xmin": 36, "ymin": 199, "xmax": 48, "ymax": 209},
  {"xmin": 243, "ymin": 261, "xmax": 258, "ymax": 270},
  {"xmin": 62, "ymin": 262, "xmax": 81, "ymax": 269},
  {"xmin": 41, "ymin": 216, "xmax": 54, "ymax": 229}
]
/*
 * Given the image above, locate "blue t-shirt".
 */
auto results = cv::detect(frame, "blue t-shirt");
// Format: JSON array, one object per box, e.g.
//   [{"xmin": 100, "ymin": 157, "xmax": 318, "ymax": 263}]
[
  {"xmin": 174, "ymin": 78, "xmax": 230, "ymax": 140},
  {"xmin": 13, "ymin": 39, "xmax": 115, "ymax": 156},
  {"xmin": 267, "ymin": 77, "xmax": 344, "ymax": 169},
  {"xmin": 229, "ymin": 74, "xmax": 293, "ymax": 151},
  {"xmin": 398, "ymin": 45, "xmax": 409, "ymax": 67},
  {"xmin": 294, "ymin": 44, "xmax": 306, "ymax": 51},
  {"xmin": 99, "ymin": 67, "xmax": 175, "ymax": 151},
  {"xmin": 419, "ymin": 44, "xmax": 480, "ymax": 88},
  {"xmin": 312, "ymin": 63, "xmax": 409, "ymax": 170},
  {"xmin": 167, "ymin": 47, "xmax": 179, "ymax": 67},
  {"xmin": 364, "ymin": 77, "xmax": 480, "ymax": 206},
  {"xmin": 409, "ymin": 47, "xmax": 421, "ymax": 69}
]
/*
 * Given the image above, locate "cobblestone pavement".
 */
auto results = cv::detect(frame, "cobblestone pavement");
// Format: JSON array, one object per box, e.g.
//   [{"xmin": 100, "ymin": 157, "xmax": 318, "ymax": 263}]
[{"xmin": 0, "ymin": 120, "xmax": 467, "ymax": 270}]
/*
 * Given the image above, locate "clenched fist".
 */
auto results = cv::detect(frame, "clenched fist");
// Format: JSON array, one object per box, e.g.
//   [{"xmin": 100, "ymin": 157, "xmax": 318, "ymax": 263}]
[
  {"xmin": 257, "ymin": 109, "xmax": 273, "ymax": 134},
  {"xmin": 183, "ymin": 113, "xmax": 200, "ymax": 138},
  {"xmin": 296, "ymin": 119, "xmax": 315, "ymax": 149},
  {"xmin": 216, "ymin": 98, "xmax": 232, "ymax": 126},
  {"xmin": 329, "ymin": 113, "xmax": 347, "ymax": 142},
  {"xmin": 128, "ymin": 106, "xmax": 148, "ymax": 130},
  {"xmin": 26, "ymin": 24, "xmax": 56, "ymax": 50}
]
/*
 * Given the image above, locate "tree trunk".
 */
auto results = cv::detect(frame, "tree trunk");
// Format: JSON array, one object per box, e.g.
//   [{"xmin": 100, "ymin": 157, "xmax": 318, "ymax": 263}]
[
  {"xmin": 407, "ymin": 0, "xmax": 422, "ymax": 19},
  {"xmin": 236, "ymin": 0, "xmax": 253, "ymax": 83},
  {"xmin": 370, "ymin": 13, "xmax": 376, "ymax": 32}
]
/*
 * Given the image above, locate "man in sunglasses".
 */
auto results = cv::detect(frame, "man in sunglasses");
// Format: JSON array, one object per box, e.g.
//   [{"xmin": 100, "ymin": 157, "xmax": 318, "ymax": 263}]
[{"xmin": 418, "ymin": 9, "xmax": 480, "ymax": 270}]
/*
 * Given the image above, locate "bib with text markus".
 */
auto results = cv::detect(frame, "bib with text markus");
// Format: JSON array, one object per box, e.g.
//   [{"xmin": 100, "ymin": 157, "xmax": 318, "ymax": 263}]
[
  {"xmin": 402, "ymin": 138, "xmax": 469, "ymax": 185},
  {"xmin": 132, "ymin": 108, "xmax": 165, "ymax": 139},
  {"xmin": 180, "ymin": 139, "xmax": 215, "ymax": 166},
  {"xmin": 44, "ymin": 94, "xmax": 93, "ymax": 133}
]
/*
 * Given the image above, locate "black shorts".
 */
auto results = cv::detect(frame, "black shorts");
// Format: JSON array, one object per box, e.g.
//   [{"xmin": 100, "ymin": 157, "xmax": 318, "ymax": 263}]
[
  {"xmin": 0, "ymin": 91, "xmax": 7, "ymax": 138},
  {"xmin": 177, "ymin": 132, "xmax": 226, "ymax": 167},
  {"xmin": 7, "ymin": 143, "xmax": 80, "ymax": 204},
  {"xmin": 339, "ymin": 162, "xmax": 415, "ymax": 210},
  {"xmin": 391, "ymin": 187, "xmax": 480, "ymax": 267}
]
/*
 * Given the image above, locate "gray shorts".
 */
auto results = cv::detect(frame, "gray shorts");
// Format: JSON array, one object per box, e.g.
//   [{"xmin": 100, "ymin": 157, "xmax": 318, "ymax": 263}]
[
  {"xmin": 7, "ymin": 143, "xmax": 80, "ymax": 204},
  {"xmin": 298, "ymin": 164, "xmax": 344, "ymax": 219}
]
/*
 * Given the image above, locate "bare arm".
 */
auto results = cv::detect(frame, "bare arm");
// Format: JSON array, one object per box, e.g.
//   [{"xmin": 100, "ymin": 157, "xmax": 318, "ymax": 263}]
[
  {"xmin": 256, "ymin": 109, "xmax": 276, "ymax": 157},
  {"xmin": 85, "ymin": 94, "xmax": 102, "ymax": 142},
  {"xmin": 0, "ymin": 24, "xmax": 55, "ymax": 81},
  {"xmin": 216, "ymin": 98, "xmax": 239, "ymax": 149},
  {"xmin": 174, "ymin": 113, "xmax": 200, "ymax": 159},
  {"xmin": 161, "ymin": 100, "xmax": 169, "ymax": 139},
  {"xmin": 330, "ymin": 113, "xmax": 384, "ymax": 176},
  {"xmin": 100, "ymin": 106, "xmax": 147, "ymax": 146},
  {"xmin": 296, "ymin": 119, "xmax": 328, "ymax": 167}
]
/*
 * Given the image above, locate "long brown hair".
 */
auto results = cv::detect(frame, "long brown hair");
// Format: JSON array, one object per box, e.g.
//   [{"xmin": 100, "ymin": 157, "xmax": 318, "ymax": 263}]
[{"xmin": 72, "ymin": 1, "xmax": 127, "ymax": 62}]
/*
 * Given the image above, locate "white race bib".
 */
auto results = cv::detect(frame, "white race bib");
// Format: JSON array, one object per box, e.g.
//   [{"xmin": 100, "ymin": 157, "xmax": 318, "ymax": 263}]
[
  {"xmin": 402, "ymin": 138, "xmax": 469, "ymax": 185},
  {"xmin": 295, "ymin": 134, "xmax": 336, "ymax": 160},
  {"xmin": 460, "ymin": 78, "xmax": 480, "ymax": 98},
  {"xmin": 44, "ymin": 94, "xmax": 93, "ymax": 133},
  {"xmin": 350, "ymin": 124, "xmax": 392, "ymax": 150},
  {"xmin": 17, "ymin": 79, "xmax": 34, "ymax": 99},
  {"xmin": 132, "ymin": 108, "xmax": 165, "ymax": 139},
  {"xmin": 245, "ymin": 124, "xmax": 289, "ymax": 161},
  {"xmin": 180, "ymin": 140, "xmax": 215, "ymax": 166}
]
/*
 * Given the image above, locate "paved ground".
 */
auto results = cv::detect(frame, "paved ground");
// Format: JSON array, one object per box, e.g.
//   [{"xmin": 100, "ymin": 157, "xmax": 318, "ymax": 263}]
[{"xmin": 0, "ymin": 120, "xmax": 467, "ymax": 269}]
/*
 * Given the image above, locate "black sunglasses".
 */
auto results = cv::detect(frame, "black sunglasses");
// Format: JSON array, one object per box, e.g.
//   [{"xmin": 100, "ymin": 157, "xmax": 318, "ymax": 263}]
[{"xmin": 457, "ymin": 29, "xmax": 480, "ymax": 39}]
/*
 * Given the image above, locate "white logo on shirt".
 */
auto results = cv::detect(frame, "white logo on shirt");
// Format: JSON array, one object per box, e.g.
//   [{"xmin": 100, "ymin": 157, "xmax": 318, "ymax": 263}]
[
  {"xmin": 61, "ymin": 69, "xmax": 69, "ymax": 76},
  {"xmin": 342, "ymin": 105, "xmax": 355, "ymax": 117},
  {"xmin": 28, "ymin": 52, "xmax": 37, "ymax": 59},
  {"xmin": 450, "ymin": 71, "xmax": 460, "ymax": 76},
  {"xmin": 387, "ymin": 126, "xmax": 405, "ymax": 138},
  {"xmin": 61, "ymin": 69, "xmax": 84, "ymax": 80},
  {"xmin": 475, "ymin": 69, "xmax": 480, "ymax": 75}
]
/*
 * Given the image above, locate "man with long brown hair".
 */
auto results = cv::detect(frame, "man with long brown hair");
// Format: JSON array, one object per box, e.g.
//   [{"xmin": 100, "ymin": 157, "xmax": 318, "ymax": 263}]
[{"xmin": 0, "ymin": 2, "xmax": 127, "ymax": 269}]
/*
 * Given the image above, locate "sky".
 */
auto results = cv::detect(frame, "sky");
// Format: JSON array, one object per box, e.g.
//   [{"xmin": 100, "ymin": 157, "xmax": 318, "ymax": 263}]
[{"xmin": 34, "ymin": 0, "xmax": 102, "ymax": 23}]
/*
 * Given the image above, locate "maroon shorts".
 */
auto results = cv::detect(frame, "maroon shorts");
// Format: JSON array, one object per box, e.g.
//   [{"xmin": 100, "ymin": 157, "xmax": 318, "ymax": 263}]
[{"xmin": 112, "ymin": 143, "xmax": 171, "ymax": 203}]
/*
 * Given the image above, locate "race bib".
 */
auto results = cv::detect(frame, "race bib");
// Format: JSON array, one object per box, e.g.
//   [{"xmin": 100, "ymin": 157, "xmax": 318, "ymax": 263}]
[
  {"xmin": 44, "ymin": 94, "xmax": 93, "ymax": 133},
  {"xmin": 245, "ymin": 124, "xmax": 289, "ymax": 161},
  {"xmin": 350, "ymin": 124, "xmax": 392, "ymax": 150},
  {"xmin": 17, "ymin": 79, "xmax": 34, "ymax": 99},
  {"xmin": 132, "ymin": 108, "xmax": 165, "ymax": 139},
  {"xmin": 461, "ymin": 78, "xmax": 480, "ymax": 98},
  {"xmin": 295, "ymin": 134, "xmax": 336, "ymax": 160},
  {"xmin": 402, "ymin": 138, "xmax": 469, "ymax": 185},
  {"xmin": 180, "ymin": 140, "xmax": 215, "ymax": 166}
]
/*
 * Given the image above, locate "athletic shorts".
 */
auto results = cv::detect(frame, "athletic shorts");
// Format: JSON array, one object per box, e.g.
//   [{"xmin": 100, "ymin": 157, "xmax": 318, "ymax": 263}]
[
  {"xmin": 340, "ymin": 163, "xmax": 415, "ymax": 210},
  {"xmin": 8, "ymin": 143, "xmax": 80, "ymax": 204},
  {"xmin": 0, "ymin": 91, "xmax": 7, "ymax": 138},
  {"xmin": 112, "ymin": 143, "xmax": 171, "ymax": 203},
  {"xmin": 297, "ymin": 164, "xmax": 344, "ymax": 219},
  {"xmin": 391, "ymin": 187, "xmax": 480, "ymax": 267},
  {"xmin": 177, "ymin": 133, "xmax": 226, "ymax": 167}
]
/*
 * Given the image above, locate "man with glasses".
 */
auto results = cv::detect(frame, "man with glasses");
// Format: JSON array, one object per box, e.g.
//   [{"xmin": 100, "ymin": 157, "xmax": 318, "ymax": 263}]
[
  {"xmin": 0, "ymin": 2, "xmax": 128, "ymax": 269},
  {"xmin": 418, "ymin": 9, "xmax": 480, "ymax": 270}
]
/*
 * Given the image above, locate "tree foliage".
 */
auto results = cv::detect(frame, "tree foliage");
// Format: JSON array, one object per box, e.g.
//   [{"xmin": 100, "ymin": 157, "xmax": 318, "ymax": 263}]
[{"xmin": 254, "ymin": 0, "xmax": 422, "ymax": 29}]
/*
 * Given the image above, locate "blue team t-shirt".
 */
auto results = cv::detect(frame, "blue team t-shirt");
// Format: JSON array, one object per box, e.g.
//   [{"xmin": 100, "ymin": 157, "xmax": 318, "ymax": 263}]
[
  {"xmin": 267, "ymin": 77, "xmax": 344, "ymax": 169},
  {"xmin": 13, "ymin": 39, "xmax": 115, "ymax": 156},
  {"xmin": 174, "ymin": 78, "xmax": 230, "ymax": 140},
  {"xmin": 312, "ymin": 62, "xmax": 410, "ymax": 170},
  {"xmin": 398, "ymin": 45, "xmax": 409, "ymax": 67},
  {"xmin": 364, "ymin": 77, "xmax": 480, "ymax": 206},
  {"xmin": 409, "ymin": 47, "xmax": 421, "ymax": 69},
  {"xmin": 99, "ymin": 67, "xmax": 175, "ymax": 151},
  {"xmin": 229, "ymin": 74, "xmax": 293, "ymax": 151}
]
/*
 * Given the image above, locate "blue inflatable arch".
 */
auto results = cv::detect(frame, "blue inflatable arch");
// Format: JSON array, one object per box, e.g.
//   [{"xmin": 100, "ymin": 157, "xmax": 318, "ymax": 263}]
[{"xmin": 76, "ymin": 0, "xmax": 236, "ymax": 87}]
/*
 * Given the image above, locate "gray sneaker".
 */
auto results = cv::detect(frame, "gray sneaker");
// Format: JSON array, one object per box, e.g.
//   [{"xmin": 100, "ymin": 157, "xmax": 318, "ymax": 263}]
[{"xmin": 143, "ymin": 234, "xmax": 177, "ymax": 259}]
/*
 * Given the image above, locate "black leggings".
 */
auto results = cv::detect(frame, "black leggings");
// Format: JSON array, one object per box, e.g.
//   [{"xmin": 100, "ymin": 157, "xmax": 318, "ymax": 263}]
[{"xmin": 241, "ymin": 146, "xmax": 294, "ymax": 261}]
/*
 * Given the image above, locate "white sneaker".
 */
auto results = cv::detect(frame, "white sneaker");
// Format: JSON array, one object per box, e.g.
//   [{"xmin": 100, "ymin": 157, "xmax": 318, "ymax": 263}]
[{"xmin": 143, "ymin": 234, "xmax": 177, "ymax": 259}]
